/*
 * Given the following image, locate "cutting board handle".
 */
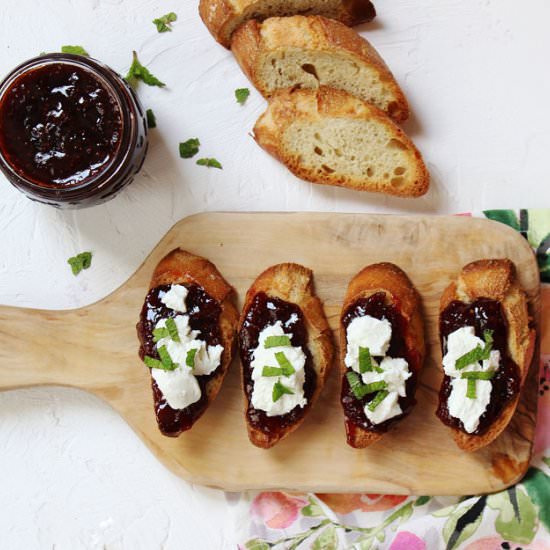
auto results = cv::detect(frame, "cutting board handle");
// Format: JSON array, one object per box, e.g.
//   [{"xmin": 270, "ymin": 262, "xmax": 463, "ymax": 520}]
[{"xmin": 0, "ymin": 304, "xmax": 114, "ymax": 392}]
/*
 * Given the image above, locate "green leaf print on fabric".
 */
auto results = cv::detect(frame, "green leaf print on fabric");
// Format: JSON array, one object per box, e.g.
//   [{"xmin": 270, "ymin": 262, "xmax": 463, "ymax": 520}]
[
  {"xmin": 244, "ymin": 539, "xmax": 270, "ymax": 550},
  {"xmin": 526, "ymin": 209, "xmax": 550, "ymax": 248},
  {"xmin": 442, "ymin": 496, "xmax": 486, "ymax": 550},
  {"xmin": 302, "ymin": 497, "xmax": 324, "ymax": 517},
  {"xmin": 523, "ymin": 467, "xmax": 550, "ymax": 532},
  {"xmin": 543, "ymin": 457, "xmax": 550, "ymax": 468},
  {"xmin": 483, "ymin": 210, "xmax": 520, "ymax": 231},
  {"xmin": 311, "ymin": 525, "xmax": 338, "ymax": 550},
  {"xmin": 414, "ymin": 496, "xmax": 431, "ymax": 507},
  {"xmin": 487, "ymin": 487, "xmax": 537, "ymax": 544}
]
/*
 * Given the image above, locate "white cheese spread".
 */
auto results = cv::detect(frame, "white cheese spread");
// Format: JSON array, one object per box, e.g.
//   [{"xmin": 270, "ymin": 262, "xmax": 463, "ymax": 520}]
[
  {"xmin": 345, "ymin": 315, "xmax": 411, "ymax": 424},
  {"xmin": 250, "ymin": 321, "xmax": 307, "ymax": 417},
  {"xmin": 442, "ymin": 326, "xmax": 500, "ymax": 433},
  {"xmin": 150, "ymin": 284, "xmax": 223, "ymax": 410}
]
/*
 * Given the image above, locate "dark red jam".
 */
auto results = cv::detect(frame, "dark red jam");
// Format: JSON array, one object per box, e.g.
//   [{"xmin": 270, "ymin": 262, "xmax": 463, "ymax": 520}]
[
  {"xmin": 239, "ymin": 292, "xmax": 316, "ymax": 436},
  {"xmin": 437, "ymin": 298, "xmax": 520, "ymax": 435},
  {"xmin": 0, "ymin": 62, "xmax": 122, "ymax": 187},
  {"xmin": 137, "ymin": 284, "xmax": 222, "ymax": 437},
  {"xmin": 0, "ymin": 54, "xmax": 147, "ymax": 207},
  {"xmin": 341, "ymin": 292, "xmax": 418, "ymax": 435}
]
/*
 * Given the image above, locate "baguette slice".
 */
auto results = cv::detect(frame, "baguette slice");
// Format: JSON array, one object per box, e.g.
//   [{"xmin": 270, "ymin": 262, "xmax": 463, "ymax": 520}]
[
  {"xmin": 137, "ymin": 249, "xmax": 239, "ymax": 436},
  {"xmin": 232, "ymin": 15, "xmax": 409, "ymax": 122},
  {"xmin": 253, "ymin": 87, "xmax": 429, "ymax": 197},
  {"xmin": 238, "ymin": 263, "xmax": 333, "ymax": 448},
  {"xmin": 340, "ymin": 263, "xmax": 425, "ymax": 448},
  {"xmin": 438, "ymin": 259, "xmax": 536, "ymax": 452},
  {"xmin": 199, "ymin": 0, "xmax": 376, "ymax": 48}
]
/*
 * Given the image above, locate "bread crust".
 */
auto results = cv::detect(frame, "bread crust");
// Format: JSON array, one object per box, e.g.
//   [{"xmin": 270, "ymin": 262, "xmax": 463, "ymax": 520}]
[
  {"xmin": 438, "ymin": 259, "xmax": 536, "ymax": 452},
  {"xmin": 232, "ymin": 16, "xmax": 409, "ymax": 122},
  {"xmin": 141, "ymin": 248, "xmax": 239, "ymax": 434},
  {"xmin": 339, "ymin": 263, "xmax": 425, "ymax": 448},
  {"xmin": 199, "ymin": 0, "xmax": 376, "ymax": 48},
  {"xmin": 239, "ymin": 263, "xmax": 333, "ymax": 448},
  {"xmin": 253, "ymin": 87, "xmax": 429, "ymax": 197}
]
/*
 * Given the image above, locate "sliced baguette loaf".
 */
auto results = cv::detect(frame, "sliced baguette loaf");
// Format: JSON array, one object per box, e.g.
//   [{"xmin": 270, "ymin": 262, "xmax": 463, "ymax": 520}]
[
  {"xmin": 438, "ymin": 259, "xmax": 536, "ymax": 452},
  {"xmin": 199, "ymin": 0, "xmax": 376, "ymax": 48},
  {"xmin": 232, "ymin": 15, "xmax": 409, "ymax": 122},
  {"xmin": 238, "ymin": 263, "xmax": 333, "ymax": 448},
  {"xmin": 253, "ymin": 87, "xmax": 429, "ymax": 197}
]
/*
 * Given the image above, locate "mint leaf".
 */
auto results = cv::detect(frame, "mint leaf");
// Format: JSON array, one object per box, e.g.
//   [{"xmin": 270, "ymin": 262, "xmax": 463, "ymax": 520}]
[
  {"xmin": 196, "ymin": 157, "xmax": 222, "ymax": 169},
  {"xmin": 61, "ymin": 45, "xmax": 89, "ymax": 56},
  {"xmin": 456, "ymin": 330, "xmax": 494, "ymax": 369},
  {"xmin": 157, "ymin": 346, "xmax": 176, "ymax": 370},
  {"xmin": 461, "ymin": 370, "xmax": 495, "ymax": 380},
  {"xmin": 346, "ymin": 371, "xmax": 387, "ymax": 399},
  {"xmin": 466, "ymin": 378, "xmax": 477, "ymax": 399},
  {"xmin": 144, "ymin": 356, "xmax": 163, "ymax": 369},
  {"xmin": 272, "ymin": 380, "xmax": 294, "ymax": 402},
  {"xmin": 165, "ymin": 318, "xmax": 180, "ymax": 342},
  {"xmin": 146, "ymin": 108, "xmax": 156, "ymax": 129},
  {"xmin": 179, "ymin": 138, "xmax": 200, "ymax": 158},
  {"xmin": 274, "ymin": 351, "xmax": 295, "ymax": 375},
  {"xmin": 67, "ymin": 251, "xmax": 92, "ymax": 276},
  {"xmin": 186, "ymin": 348, "xmax": 197, "ymax": 368},
  {"xmin": 153, "ymin": 327, "xmax": 169, "ymax": 342},
  {"xmin": 235, "ymin": 87, "xmax": 250, "ymax": 105},
  {"xmin": 264, "ymin": 335, "xmax": 291, "ymax": 348},
  {"xmin": 153, "ymin": 12, "xmax": 177, "ymax": 33},
  {"xmin": 125, "ymin": 51, "xmax": 165, "ymax": 88},
  {"xmin": 367, "ymin": 390, "xmax": 389, "ymax": 411},
  {"xmin": 359, "ymin": 346, "xmax": 373, "ymax": 373}
]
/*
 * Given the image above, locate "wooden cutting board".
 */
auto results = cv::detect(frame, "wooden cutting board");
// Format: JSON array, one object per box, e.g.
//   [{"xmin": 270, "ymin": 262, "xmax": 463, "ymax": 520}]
[{"xmin": 0, "ymin": 213, "xmax": 540, "ymax": 495}]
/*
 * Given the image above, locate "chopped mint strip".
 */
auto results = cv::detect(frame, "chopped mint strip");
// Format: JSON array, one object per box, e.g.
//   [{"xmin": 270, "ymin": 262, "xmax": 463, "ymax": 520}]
[
  {"xmin": 146, "ymin": 108, "xmax": 156, "ymax": 128},
  {"xmin": 186, "ymin": 348, "xmax": 197, "ymax": 368},
  {"xmin": 367, "ymin": 390, "xmax": 389, "ymax": 412},
  {"xmin": 157, "ymin": 345, "xmax": 176, "ymax": 370},
  {"xmin": 125, "ymin": 51, "xmax": 165, "ymax": 88},
  {"xmin": 358, "ymin": 347, "xmax": 373, "ymax": 373},
  {"xmin": 274, "ymin": 352, "xmax": 295, "ymax": 375},
  {"xmin": 346, "ymin": 371, "xmax": 387, "ymax": 399},
  {"xmin": 466, "ymin": 378, "xmax": 477, "ymax": 399},
  {"xmin": 153, "ymin": 12, "xmax": 177, "ymax": 33},
  {"xmin": 179, "ymin": 138, "xmax": 200, "ymax": 158},
  {"xmin": 262, "ymin": 366, "xmax": 285, "ymax": 377},
  {"xmin": 153, "ymin": 327, "xmax": 169, "ymax": 342},
  {"xmin": 61, "ymin": 45, "xmax": 89, "ymax": 56},
  {"xmin": 264, "ymin": 335, "xmax": 291, "ymax": 349},
  {"xmin": 272, "ymin": 380, "xmax": 294, "ymax": 402},
  {"xmin": 455, "ymin": 330, "xmax": 494, "ymax": 370},
  {"xmin": 461, "ymin": 370, "xmax": 495, "ymax": 380},
  {"xmin": 67, "ymin": 251, "xmax": 92, "ymax": 276},
  {"xmin": 165, "ymin": 318, "xmax": 180, "ymax": 342},
  {"xmin": 235, "ymin": 87, "xmax": 250, "ymax": 105},
  {"xmin": 196, "ymin": 157, "xmax": 222, "ymax": 169},
  {"xmin": 144, "ymin": 355, "xmax": 163, "ymax": 369}
]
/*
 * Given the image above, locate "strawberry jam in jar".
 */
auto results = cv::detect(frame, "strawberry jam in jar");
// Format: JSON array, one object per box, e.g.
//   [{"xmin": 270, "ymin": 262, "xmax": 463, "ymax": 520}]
[{"xmin": 0, "ymin": 53, "xmax": 148, "ymax": 207}]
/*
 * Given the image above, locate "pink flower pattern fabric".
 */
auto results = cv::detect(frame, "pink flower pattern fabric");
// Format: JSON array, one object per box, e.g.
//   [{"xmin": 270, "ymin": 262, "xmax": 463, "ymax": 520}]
[{"xmin": 235, "ymin": 210, "xmax": 550, "ymax": 550}]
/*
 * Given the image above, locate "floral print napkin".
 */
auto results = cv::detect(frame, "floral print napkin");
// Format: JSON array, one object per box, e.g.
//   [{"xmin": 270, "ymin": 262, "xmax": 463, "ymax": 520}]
[{"xmin": 233, "ymin": 209, "xmax": 550, "ymax": 550}]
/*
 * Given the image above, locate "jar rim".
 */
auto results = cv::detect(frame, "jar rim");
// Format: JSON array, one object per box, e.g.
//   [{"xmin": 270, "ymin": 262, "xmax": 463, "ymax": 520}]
[{"xmin": 0, "ymin": 53, "xmax": 139, "ymax": 197}]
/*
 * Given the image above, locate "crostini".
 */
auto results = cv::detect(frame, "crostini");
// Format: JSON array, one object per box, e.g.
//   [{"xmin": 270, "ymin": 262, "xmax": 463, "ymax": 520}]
[
  {"xmin": 339, "ymin": 263, "xmax": 425, "ymax": 448},
  {"xmin": 136, "ymin": 249, "xmax": 238, "ymax": 436},
  {"xmin": 238, "ymin": 263, "xmax": 333, "ymax": 448},
  {"xmin": 437, "ymin": 259, "xmax": 535, "ymax": 452}
]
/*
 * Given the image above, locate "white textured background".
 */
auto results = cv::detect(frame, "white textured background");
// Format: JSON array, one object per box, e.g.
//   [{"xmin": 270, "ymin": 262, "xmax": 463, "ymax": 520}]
[{"xmin": 0, "ymin": 0, "xmax": 549, "ymax": 548}]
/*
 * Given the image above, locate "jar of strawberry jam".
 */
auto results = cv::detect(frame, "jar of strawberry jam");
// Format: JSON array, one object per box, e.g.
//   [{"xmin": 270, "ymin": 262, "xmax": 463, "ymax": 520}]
[{"xmin": 0, "ymin": 53, "xmax": 148, "ymax": 207}]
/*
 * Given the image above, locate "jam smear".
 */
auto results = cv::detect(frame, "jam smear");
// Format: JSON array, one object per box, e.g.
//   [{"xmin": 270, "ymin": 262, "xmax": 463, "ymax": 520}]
[
  {"xmin": 341, "ymin": 292, "xmax": 419, "ymax": 434},
  {"xmin": 137, "ymin": 283, "xmax": 222, "ymax": 436},
  {"xmin": 437, "ymin": 298, "xmax": 520, "ymax": 435},
  {"xmin": 239, "ymin": 292, "xmax": 316, "ymax": 435},
  {"xmin": 0, "ymin": 62, "xmax": 122, "ymax": 188}
]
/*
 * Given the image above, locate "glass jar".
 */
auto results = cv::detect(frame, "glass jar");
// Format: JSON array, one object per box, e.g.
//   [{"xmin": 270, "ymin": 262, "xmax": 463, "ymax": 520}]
[{"xmin": 0, "ymin": 53, "xmax": 148, "ymax": 208}]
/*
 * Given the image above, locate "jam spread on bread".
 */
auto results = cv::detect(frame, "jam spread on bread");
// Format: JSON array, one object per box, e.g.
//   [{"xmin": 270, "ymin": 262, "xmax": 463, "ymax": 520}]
[
  {"xmin": 437, "ymin": 298, "xmax": 520, "ymax": 435},
  {"xmin": 239, "ymin": 292, "xmax": 317, "ymax": 435},
  {"xmin": 137, "ymin": 283, "xmax": 223, "ymax": 436},
  {"xmin": 341, "ymin": 292, "xmax": 418, "ymax": 433}
]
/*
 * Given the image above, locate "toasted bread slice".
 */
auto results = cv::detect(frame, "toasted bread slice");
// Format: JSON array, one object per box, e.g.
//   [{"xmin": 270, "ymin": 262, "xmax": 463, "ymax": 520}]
[
  {"xmin": 238, "ymin": 263, "xmax": 333, "ymax": 448},
  {"xmin": 232, "ymin": 16, "xmax": 409, "ymax": 122},
  {"xmin": 438, "ymin": 259, "xmax": 536, "ymax": 452},
  {"xmin": 199, "ymin": 0, "xmax": 376, "ymax": 48},
  {"xmin": 253, "ymin": 87, "xmax": 429, "ymax": 197},
  {"xmin": 137, "ymin": 249, "xmax": 239, "ymax": 436},
  {"xmin": 340, "ymin": 263, "xmax": 425, "ymax": 448}
]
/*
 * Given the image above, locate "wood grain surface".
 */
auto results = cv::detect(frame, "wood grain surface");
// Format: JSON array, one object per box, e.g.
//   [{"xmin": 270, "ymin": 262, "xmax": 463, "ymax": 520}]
[{"xmin": 0, "ymin": 213, "xmax": 540, "ymax": 495}]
